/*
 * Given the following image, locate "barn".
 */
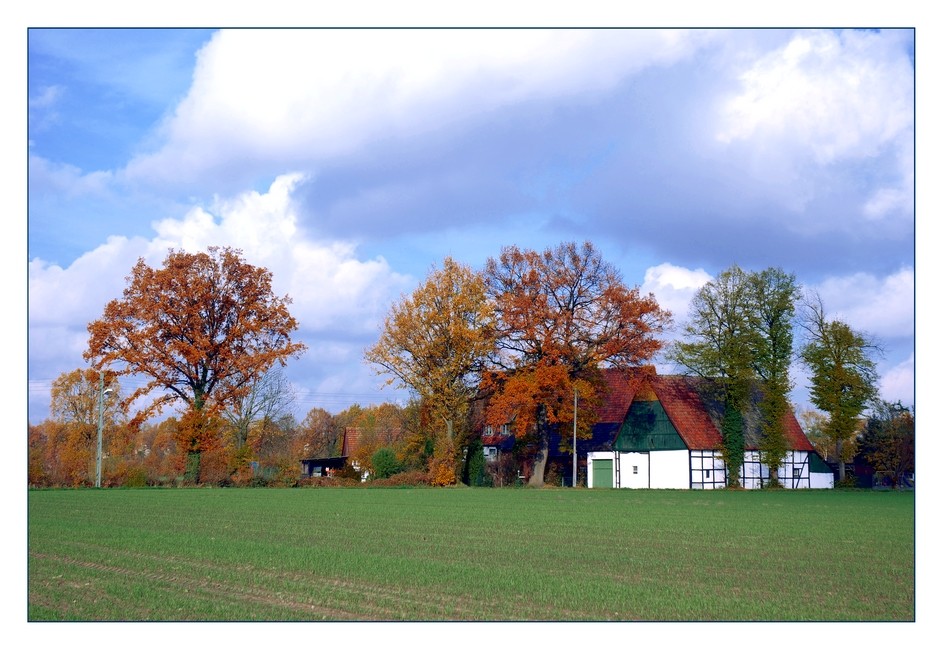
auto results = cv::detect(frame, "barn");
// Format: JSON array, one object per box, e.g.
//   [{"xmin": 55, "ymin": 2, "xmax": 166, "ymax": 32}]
[{"xmin": 586, "ymin": 370, "xmax": 831, "ymax": 489}]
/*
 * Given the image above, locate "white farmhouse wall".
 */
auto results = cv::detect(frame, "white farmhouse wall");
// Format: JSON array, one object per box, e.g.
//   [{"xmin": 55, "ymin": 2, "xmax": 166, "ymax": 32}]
[
  {"xmin": 781, "ymin": 450, "xmax": 810, "ymax": 489},
  {"xmin": 588, "ymin": 451, "xmax": 689, "ymax": 488},
  {"xmin": 647, "ymin": 450, "xmax": 689, "ymax": 489},
  {"xmin": 588, "ymin": 449, "xmax": 828, "ymax": 489},
  {"xmin": 810, "ymin": 470, "xmax": 834, "ymax": 489},
  {"xmin": 618, "ymin": 452, "xmax": 649, "ymax": 488}
]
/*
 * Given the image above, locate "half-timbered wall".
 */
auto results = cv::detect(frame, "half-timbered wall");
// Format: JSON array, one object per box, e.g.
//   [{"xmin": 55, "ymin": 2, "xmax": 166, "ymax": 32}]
[
  {"xmin": 740, "ymin": 450, "xmax": 812, "ymax": 489},
  {"xmin": 690, "ymin": 449, "xmax": 726, "ymax": 490}
]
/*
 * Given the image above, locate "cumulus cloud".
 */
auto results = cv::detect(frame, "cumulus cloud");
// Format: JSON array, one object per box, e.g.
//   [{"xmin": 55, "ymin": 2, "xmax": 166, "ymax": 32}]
[
  {"xmin": 122, "ymin": 29, "xmax": 714, "ymax": 190},
  {"xmin": 641, "ymin": 263, "xmax": 712, "ymax": 324},
  {"xmin": 879, "ymin": 353, "xmax": 915, "ymax": 407},
  {"xmin": 716, "ymin": 29, "xmax": 913, "ymax": 221},
  {"xmin": 718, "ymin": 30, "xmax": 912, "ymax": 161},
  {"xmin": 810, "ymin": 266, "xmax": 914, "ymax": 340},
  {"xmin": 29, "ymin": 154, "xmax": 114, "ymax": 197}
]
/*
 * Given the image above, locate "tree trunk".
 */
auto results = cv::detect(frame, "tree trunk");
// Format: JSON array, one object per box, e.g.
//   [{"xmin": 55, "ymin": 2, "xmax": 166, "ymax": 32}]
[
  {"xmin": 528, "ymin": 405, "xmax": 549, "ymax": 487},
  {"xmin": 836, "ymin": 439, "xmax": 846, "ymax": 482},
  {"xmin": 528, "ymin": 439, "xmax": 548, "ymax": 487}
]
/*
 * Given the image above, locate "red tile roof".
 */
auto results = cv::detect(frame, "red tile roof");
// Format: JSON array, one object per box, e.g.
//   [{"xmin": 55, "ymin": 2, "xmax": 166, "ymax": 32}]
[
  {"xmin": 341, "ymin": 427, "xmax": 362, "ymax": 456},
  {"xmin": 781, "ymin": 409, "xmax": 814, "ymax": 452},
  {"xmin": 597, "ymin": 369, "xmax": 813, "ymax": 452},
  {"xmin": 652, "ymin": 375, "xmax": 724, "ymax": 449}
]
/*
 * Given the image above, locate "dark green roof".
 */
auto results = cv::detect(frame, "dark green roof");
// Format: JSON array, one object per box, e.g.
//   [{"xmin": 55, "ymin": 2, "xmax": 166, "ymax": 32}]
[
  {"xmin": 808, "ymin": 451, "xmax": 832, "ymax": 473},
  {"xmin": 613, "ymin": 399, "xmax": 687, "ymax": 452}
]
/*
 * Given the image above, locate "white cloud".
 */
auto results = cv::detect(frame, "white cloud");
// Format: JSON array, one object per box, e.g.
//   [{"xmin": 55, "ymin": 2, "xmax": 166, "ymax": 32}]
[
  {"xmin": 879, "ymin": 353, "xmax": 915, "ymax": 407},
  {"xmin": 123, "ymin": 29, "xmax": 714, "ymax": 188},
  {"xmin": 811, "ymin": 266, "xmax": 914, "ymax": 340},
  {"xmin": 28, "ymin": 235, "xmax": 149, "ymax": 328},
  {"xmin": 718, "ymin": 30, "xmax": 912, "ymax": 162},
  {"xmin": 863, "ymin": 137, "xmax": 915, "ymax": 220},
  {"xmin": 150, "ymin": 173, "xmax": 304, "ymax": 258},
  {"xmin": 29, "ymin": 154, "xmax": 114, "ymax": 197},
  {"xmin": 716, "ymin": 29, "xmax": 913, "ymax": 222},
  {"xmin": 641, "ymin": 262, "xmax": 712, "ymax": 323},
  {"xmin": 150, "ymin": 173, "xmax": 413, "ymax": 333}
]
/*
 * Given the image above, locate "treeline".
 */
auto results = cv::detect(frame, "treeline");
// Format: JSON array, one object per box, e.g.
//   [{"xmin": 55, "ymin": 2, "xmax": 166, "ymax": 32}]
[
  {"xmin": 28, "ymin": 241, "xmax": 913, "ymax": 489},
  {"xmin": 28, "ymin": 382, "xmax": 427, "ymax": 488}
]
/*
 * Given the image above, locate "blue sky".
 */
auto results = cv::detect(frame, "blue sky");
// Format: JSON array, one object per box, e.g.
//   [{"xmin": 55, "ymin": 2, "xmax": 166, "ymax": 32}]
[{"xmin": 26, "ymin": 25, "xmax": 917, "ymax": 425}]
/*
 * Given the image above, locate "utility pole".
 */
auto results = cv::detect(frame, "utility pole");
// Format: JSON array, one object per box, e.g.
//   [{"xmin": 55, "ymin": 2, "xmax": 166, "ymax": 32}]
[
  {"xmin": 572, "ymin": 387, "xmax": 578, "ymax": 487},
  {"xmin": 95, "ymin": 370, "xmax": 113, "ymax": 488}
]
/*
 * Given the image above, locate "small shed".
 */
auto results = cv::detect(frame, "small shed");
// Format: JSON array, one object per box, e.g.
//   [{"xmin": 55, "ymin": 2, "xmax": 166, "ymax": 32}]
[{"xmin": 300, "ymin": 456, "xmax": 347, "ymax": 478}]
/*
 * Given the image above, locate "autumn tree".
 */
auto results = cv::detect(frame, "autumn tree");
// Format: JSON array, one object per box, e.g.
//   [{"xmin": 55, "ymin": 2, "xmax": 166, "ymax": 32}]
[
  {"xmin": 484, "ymin": 241, "xmax": 670, "ymax": 486},
  {"xmin": 85, "ymin": 246, "xmax": 306, "ymax": 483},
  {"xmin": 28, "ymin": 420, "xmax": 66, "ymax": 486},
  {"xmin": 365, "ymin": 257, "xmax": 496, "ymax": 483},
  {"xmin": 295, "ymin": 406, "xmax": 340, "ymax": 460},
  {"xmin": 252, "ymin": 414, "xmax": 303, "ymax": 486},
  {"xmin": 345, "ymin": 403, "xmax": 406, "ymax": 477},
  {"xmin": 47, "ymin": 368, "xmax": 124, "ymax": 486},
  {"xmin": 798, "ymin": 292, "xmax": 880, "ymax": 482},
  {"xmin": 859, "ymin": 401, "xmax": 914, "ymax": 488},
  {"xmin": 798, "ymin": 408, "xmax": 838, "ymax": 462},
  {"xmin": 135, "ymin": 417, "xmax": 181, "ymax": 485},
  {"xmin": 222, "ymin": 366, "xmax": 296, "ymax": 478}
]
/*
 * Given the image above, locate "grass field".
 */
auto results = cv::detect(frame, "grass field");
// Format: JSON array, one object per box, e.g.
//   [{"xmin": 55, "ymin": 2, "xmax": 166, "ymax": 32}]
[{"xmin": 27, "ymin": 487, "xmax": 914, "ymax": 621}]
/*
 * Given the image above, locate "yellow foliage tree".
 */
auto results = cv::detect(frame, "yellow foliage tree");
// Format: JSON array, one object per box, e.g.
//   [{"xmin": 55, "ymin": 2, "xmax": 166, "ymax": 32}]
[
  {"xmin": 366, "ymin": 257, "xmax": 496, "ymax": 482},
  {"xmin": 47, "ymin": 368, "xmax": 124, "ymax": 485}
]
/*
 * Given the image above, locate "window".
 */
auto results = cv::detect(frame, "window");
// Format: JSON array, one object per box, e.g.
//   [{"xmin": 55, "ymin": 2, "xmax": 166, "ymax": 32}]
[
  {"xmin": 633, "ymin": 466, "xmax": 638, "ymax": 474},
  {"xmin": 793, "ymin": 468, "xmax": 801, "ymax": 478},
  {"xmin": 705, "ymin": 470, "xmax": 711, "ymax": 479}
]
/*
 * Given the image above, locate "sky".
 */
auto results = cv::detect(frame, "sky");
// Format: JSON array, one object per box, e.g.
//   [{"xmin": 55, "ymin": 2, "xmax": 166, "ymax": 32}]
[{"xmin": 25, "ymin": 25, "xmax": 918, "ymax": 426}]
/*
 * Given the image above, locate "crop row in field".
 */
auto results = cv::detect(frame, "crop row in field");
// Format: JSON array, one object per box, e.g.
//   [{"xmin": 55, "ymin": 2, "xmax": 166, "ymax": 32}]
[{"xmin": 27, "ymin": 487, "xmax": 915, "ymax": 621}]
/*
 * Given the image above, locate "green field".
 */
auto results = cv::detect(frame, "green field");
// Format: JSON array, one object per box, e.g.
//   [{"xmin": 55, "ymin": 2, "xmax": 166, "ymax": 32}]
[{"xmin": 27, "ymin": 487, "xmax": 914, "ymax": 621}]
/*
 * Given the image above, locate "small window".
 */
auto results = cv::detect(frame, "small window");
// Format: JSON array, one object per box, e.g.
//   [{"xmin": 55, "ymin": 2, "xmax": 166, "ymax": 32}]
[
  {"xmin": 793, "ymin": 468, "xmax": 801, "ymax": 478},
  {"xmin": 633, "ymin": 466, "xmax": 638, "ymax": 474},
  {"xmin": 705, "ymin": 470, "xmax": 711, "ymax": 479}
]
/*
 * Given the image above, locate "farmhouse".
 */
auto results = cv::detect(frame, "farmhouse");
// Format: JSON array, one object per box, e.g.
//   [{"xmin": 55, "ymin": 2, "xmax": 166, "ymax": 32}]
[{"xmin": 480, "ymin": 369, "xmax": 833, "ymax": 489}]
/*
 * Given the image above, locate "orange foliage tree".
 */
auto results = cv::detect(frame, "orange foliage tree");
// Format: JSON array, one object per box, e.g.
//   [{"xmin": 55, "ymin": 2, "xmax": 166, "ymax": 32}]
[
  {"xmin": 85, "ymin": 247, "xmax": 306, "ymax": 483},
  {"xmin": 295, "ymin": 406, "xmax": 340, "ymax": 460},
  {"xmin": 346, "ymin": 403, "xmax": 406, "ymax": 477},
  {"xmin": 135, "ymin": 417, "xmax": 182, "ymax": 485},
  {"xmin": 484, "ymin": 241, "xmax": 671, "ymax": 486}
]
